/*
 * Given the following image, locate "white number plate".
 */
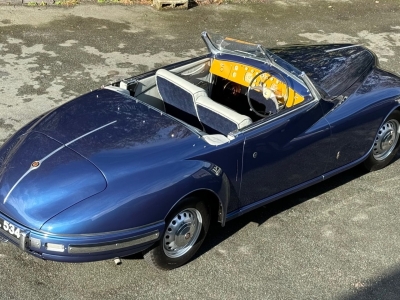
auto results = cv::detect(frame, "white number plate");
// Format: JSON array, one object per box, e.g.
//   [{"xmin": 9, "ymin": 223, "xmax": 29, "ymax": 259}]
[{"xmin": 0, "ymin": 218, "xmax": 22, "ymax": 240}]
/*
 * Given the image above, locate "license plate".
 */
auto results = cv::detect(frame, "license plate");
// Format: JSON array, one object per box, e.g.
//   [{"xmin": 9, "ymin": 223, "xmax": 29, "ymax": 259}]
[{"xmin": 0, "ymin": 217, "xmax": 22, "ymax": 241}]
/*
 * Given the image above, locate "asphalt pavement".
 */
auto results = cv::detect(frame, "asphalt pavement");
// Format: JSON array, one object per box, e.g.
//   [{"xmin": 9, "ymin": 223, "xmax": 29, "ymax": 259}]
[{"xmin": 1, "ymin": 1, "xmax": 400, "ymax": 299}]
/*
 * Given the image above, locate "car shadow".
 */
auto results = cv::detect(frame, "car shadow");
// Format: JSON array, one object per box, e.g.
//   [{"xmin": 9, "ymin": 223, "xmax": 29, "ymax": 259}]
[
  {"xmin": 194, "ymin": 164, "xmax": 371, "ymax": 259},
  {"xmin": 200, "ymin": 152, "xmax": 400, "ymax": 258},
  {"xmin": 125, "ymin": 152, "xmax": 400, "ymax": 264},
  {"xmin": 339, "ymin": 266, "xmax": 400, "ymax": 300}
]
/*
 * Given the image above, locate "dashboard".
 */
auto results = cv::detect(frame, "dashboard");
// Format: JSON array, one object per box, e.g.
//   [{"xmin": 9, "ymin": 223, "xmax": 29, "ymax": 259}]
[{"xmin": 210, "ymin": 59, "xmax": 304, "ymax": 108}]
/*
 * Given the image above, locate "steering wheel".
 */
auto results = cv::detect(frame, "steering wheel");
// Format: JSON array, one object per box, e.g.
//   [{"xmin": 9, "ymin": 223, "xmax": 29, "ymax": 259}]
[{"xmin": 247, "ymin": 70, "xmax": 290, "ymax": 118}]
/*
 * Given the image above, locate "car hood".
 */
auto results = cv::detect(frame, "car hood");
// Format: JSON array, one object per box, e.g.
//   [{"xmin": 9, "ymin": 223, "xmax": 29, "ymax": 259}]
[
  {"xmin": 0, "ymin": 89, "xmax": 203, "ymax": 230},
  {"xmin": 270, "ymin": 44, "xmax": 376, "ymax": 97},
  {"xmin": 0, "ymin": 132, "xmax": 106, "ymax": 230},
  {"xmin": 30, "ymin": 89, "xmax": 202, "ymax": 178}
]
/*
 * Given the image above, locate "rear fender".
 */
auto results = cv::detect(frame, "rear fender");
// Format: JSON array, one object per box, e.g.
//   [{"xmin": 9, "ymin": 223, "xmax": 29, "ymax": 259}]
[{"xmin": 324, "ymin": 68, "xmax": 400, "ymax": 170}]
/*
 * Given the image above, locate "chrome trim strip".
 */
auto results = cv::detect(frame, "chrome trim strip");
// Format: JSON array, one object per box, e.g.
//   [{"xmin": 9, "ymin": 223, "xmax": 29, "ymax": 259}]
[
  {"xmin": 3, "ymin": 166, "xmax": 39, "ymax": 204},
  {"xmin": 3, "ymin": 143, "xmax": 64, "ymax": 203},
  {"xmin": 226, "ymin": 174, "xmax": 324, "ymax": 221},
  {"xmin": 226, "ymin": 136, "xmax": 377, "ymax": 223},
  {"xmin": 68, "ymin": 231, "xmax": 159, "ymax": 254},
  {"xmin": 39, "ymin": 145, "xmax": 65, "ymax": 163},
  {"xmin": 3, "ymin": 121, "xmax": 116, "ymax": 204},
  {"xmin": 65, "ymin": 120, "xmax": 117, "ymax": 146},
  {"xmin": 38, "ymin": 220, "xmax": 164, "ymax": 237},
  {"xmin": 325, "ymin": 45, "xmax": 362, "ymax": 53}
]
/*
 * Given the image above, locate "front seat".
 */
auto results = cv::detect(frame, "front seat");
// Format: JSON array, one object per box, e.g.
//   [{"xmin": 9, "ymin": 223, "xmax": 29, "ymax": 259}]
[
  {"xmin": 195, "ymin": 96, "xmax": 252, "ymax": 135},
  {"xmin": 156, "ymin": 69, "xmax": 207, "ymax": 130}
]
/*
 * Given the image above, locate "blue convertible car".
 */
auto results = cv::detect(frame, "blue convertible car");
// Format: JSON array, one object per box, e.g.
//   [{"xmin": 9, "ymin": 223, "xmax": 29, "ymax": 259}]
[{"xmin": 1, "ymin": 32, "xmax": 400, "ymax": 270}]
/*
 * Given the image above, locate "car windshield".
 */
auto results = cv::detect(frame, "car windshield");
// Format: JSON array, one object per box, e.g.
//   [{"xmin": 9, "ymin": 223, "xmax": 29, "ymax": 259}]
[
  {"xmin": 206, "ymin": 32, "xmax": 270, "ymax": 59},
  {"xmin": 202, "ymin": 32, "xmax": 306, "ymax": 75},
  {"xmin": 201, "ymin": 31, "xmax": 320, "ymax": 101}
]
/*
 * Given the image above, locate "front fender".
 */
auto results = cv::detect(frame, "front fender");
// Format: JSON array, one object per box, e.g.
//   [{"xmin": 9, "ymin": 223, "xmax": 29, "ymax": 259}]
[
  {"xmin": 166, "ymin": 168, "xmax": 231, "ymax": 227},
  {"xmin": 41, "ymin": 160, "xmax": 231, "ymax": 234}
]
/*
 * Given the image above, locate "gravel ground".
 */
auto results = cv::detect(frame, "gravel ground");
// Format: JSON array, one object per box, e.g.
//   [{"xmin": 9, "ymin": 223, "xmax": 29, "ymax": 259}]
[{"xmin": 0, "ymin": 1, "xmax": 400, "ymax": 299}]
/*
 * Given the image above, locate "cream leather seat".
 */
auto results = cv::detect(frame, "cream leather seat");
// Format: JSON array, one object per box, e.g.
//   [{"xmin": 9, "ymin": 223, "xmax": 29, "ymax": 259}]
[{"xmin": 156, "ymin": 69, "xmax": 252, "ymax": 135}]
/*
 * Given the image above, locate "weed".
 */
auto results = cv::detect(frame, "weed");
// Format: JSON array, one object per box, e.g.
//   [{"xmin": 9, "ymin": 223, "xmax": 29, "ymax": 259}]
[{"xmin": 54, "ymin": 0, "xmax": 79, "ymax": 5}]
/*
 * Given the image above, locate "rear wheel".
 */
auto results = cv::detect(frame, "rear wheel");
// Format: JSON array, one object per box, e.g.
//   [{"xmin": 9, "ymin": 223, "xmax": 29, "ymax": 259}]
[
  {"xmin": 364, "ymin": 111, "xmax": 400, "ymax": 171},
  {"xmin": 143, "ymin": 197, "xmax": 210, "ymax": 270}
]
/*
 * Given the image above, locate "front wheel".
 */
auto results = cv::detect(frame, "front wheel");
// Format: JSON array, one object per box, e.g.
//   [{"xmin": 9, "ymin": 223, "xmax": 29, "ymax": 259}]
[
  {"xmin": 364, "ymin": 110, "xmax": 400, "ymax": 171},
  {"xmin": 143, "ymin": 197, "xmax": 210, "ymax": 270}
]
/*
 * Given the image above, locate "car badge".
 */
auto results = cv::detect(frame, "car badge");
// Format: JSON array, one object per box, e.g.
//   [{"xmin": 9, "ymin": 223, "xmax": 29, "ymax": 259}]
[
  {"xmin": 31, "ymin": 161, "xmax": 40, "ymax": 168},
  {"xmin": 211, "ymin": 165, "xmax": 222, "ymax": 176}
]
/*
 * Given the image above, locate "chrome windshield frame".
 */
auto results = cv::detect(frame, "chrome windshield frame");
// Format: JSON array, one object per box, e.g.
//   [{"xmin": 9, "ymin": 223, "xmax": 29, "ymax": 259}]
[
  {"xmin": 201, "ymin": 31, "xmax": 324, "ymax": 138},
  {"xmin": 201, "ymin": 31, "xmax": 320, "ymax": 100},
  {"xmin": 201, "ymin": 31, "xmax": 271, "ymax": 62}
]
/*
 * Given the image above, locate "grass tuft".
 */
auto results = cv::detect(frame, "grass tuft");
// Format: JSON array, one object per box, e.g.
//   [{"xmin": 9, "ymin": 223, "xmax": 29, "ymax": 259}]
[
  {"xmin": 54, "ymin": 0, "xmax": 79, "ymax": 6},
  {"xmin": 96, "ymin": 0, "xmax": 152, "ymax": 5}
]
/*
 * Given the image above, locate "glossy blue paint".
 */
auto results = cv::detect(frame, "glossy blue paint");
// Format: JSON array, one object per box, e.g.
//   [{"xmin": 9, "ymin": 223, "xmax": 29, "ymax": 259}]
[
  {"xmin": 226, "ymin": 143, "xmax": 370, "ymax": 221},
  {"xmin": 240, "ymin": 100, "xmax": 331, "ymax": 206},
  {"xmin": 1, "ymin": 37, "xmax": 400, "ymax": 264},
  {"xmin": 0, "ymin": 131, "xmax": 106, "ymax": 230},
  {"xmin": 324, "ymin": 67, "xmax": 400, "ymax": 171},
  {"xmin": 191, "ymin": 137, "xmax": 245, "ymax": 214},
  {"xmin": 10, "ymin": 89, "xmax": 227, "ymax": 234},
  {"xmin": 41, "ymin": 159, "xmax": 225, "ymax": 234},
  {"xmin": 0, "ymin": 208, "xmax": 163, "ymax": 262},
  {"xmin": 270, "ymin": 44, "xmax": 376, "ymax": 97}
]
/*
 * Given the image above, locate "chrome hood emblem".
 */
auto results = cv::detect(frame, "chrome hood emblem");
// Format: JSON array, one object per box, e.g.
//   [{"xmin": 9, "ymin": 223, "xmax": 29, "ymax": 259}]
[{"xmin": 31, "ymin": 161, "xmax": 40, "ymax": 168}]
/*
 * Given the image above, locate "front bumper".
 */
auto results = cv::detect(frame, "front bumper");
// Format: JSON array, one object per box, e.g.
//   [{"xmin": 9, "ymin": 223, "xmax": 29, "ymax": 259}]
[{"xmin": 0, "ymin": 213, "xmax": 163, "ymax": 262}]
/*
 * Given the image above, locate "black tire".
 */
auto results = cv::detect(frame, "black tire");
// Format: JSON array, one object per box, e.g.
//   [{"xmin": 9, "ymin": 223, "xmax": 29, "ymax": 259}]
[
  {"xmin": 143, "ymin": 197, "xmax": 210, "ymax": 270},
  {"xmin": 364, "ymin": 110, "xmax": 400, "ymax": 171}
]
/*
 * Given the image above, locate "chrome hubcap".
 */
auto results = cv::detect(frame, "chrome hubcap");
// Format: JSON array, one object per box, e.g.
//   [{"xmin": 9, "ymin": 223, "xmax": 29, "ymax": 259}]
[
  {"xmin": 163, "ymin": 208, "xmax": 202, "ymax": 258},
  {"xmin": 373, "ymin": 119, "xmax": 400, "ymax": 161}
]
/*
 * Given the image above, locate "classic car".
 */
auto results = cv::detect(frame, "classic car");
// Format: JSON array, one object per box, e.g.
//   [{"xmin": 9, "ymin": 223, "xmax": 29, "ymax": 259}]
[{"xmin": 0, "ymin": 31, "xmax": 400, "ymax": 270}]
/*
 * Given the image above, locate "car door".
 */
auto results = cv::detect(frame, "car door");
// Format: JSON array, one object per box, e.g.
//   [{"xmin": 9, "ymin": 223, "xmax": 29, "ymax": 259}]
[{"xmin": 239, "ymin": 100, "xmax": 332, "ymax": 207}]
